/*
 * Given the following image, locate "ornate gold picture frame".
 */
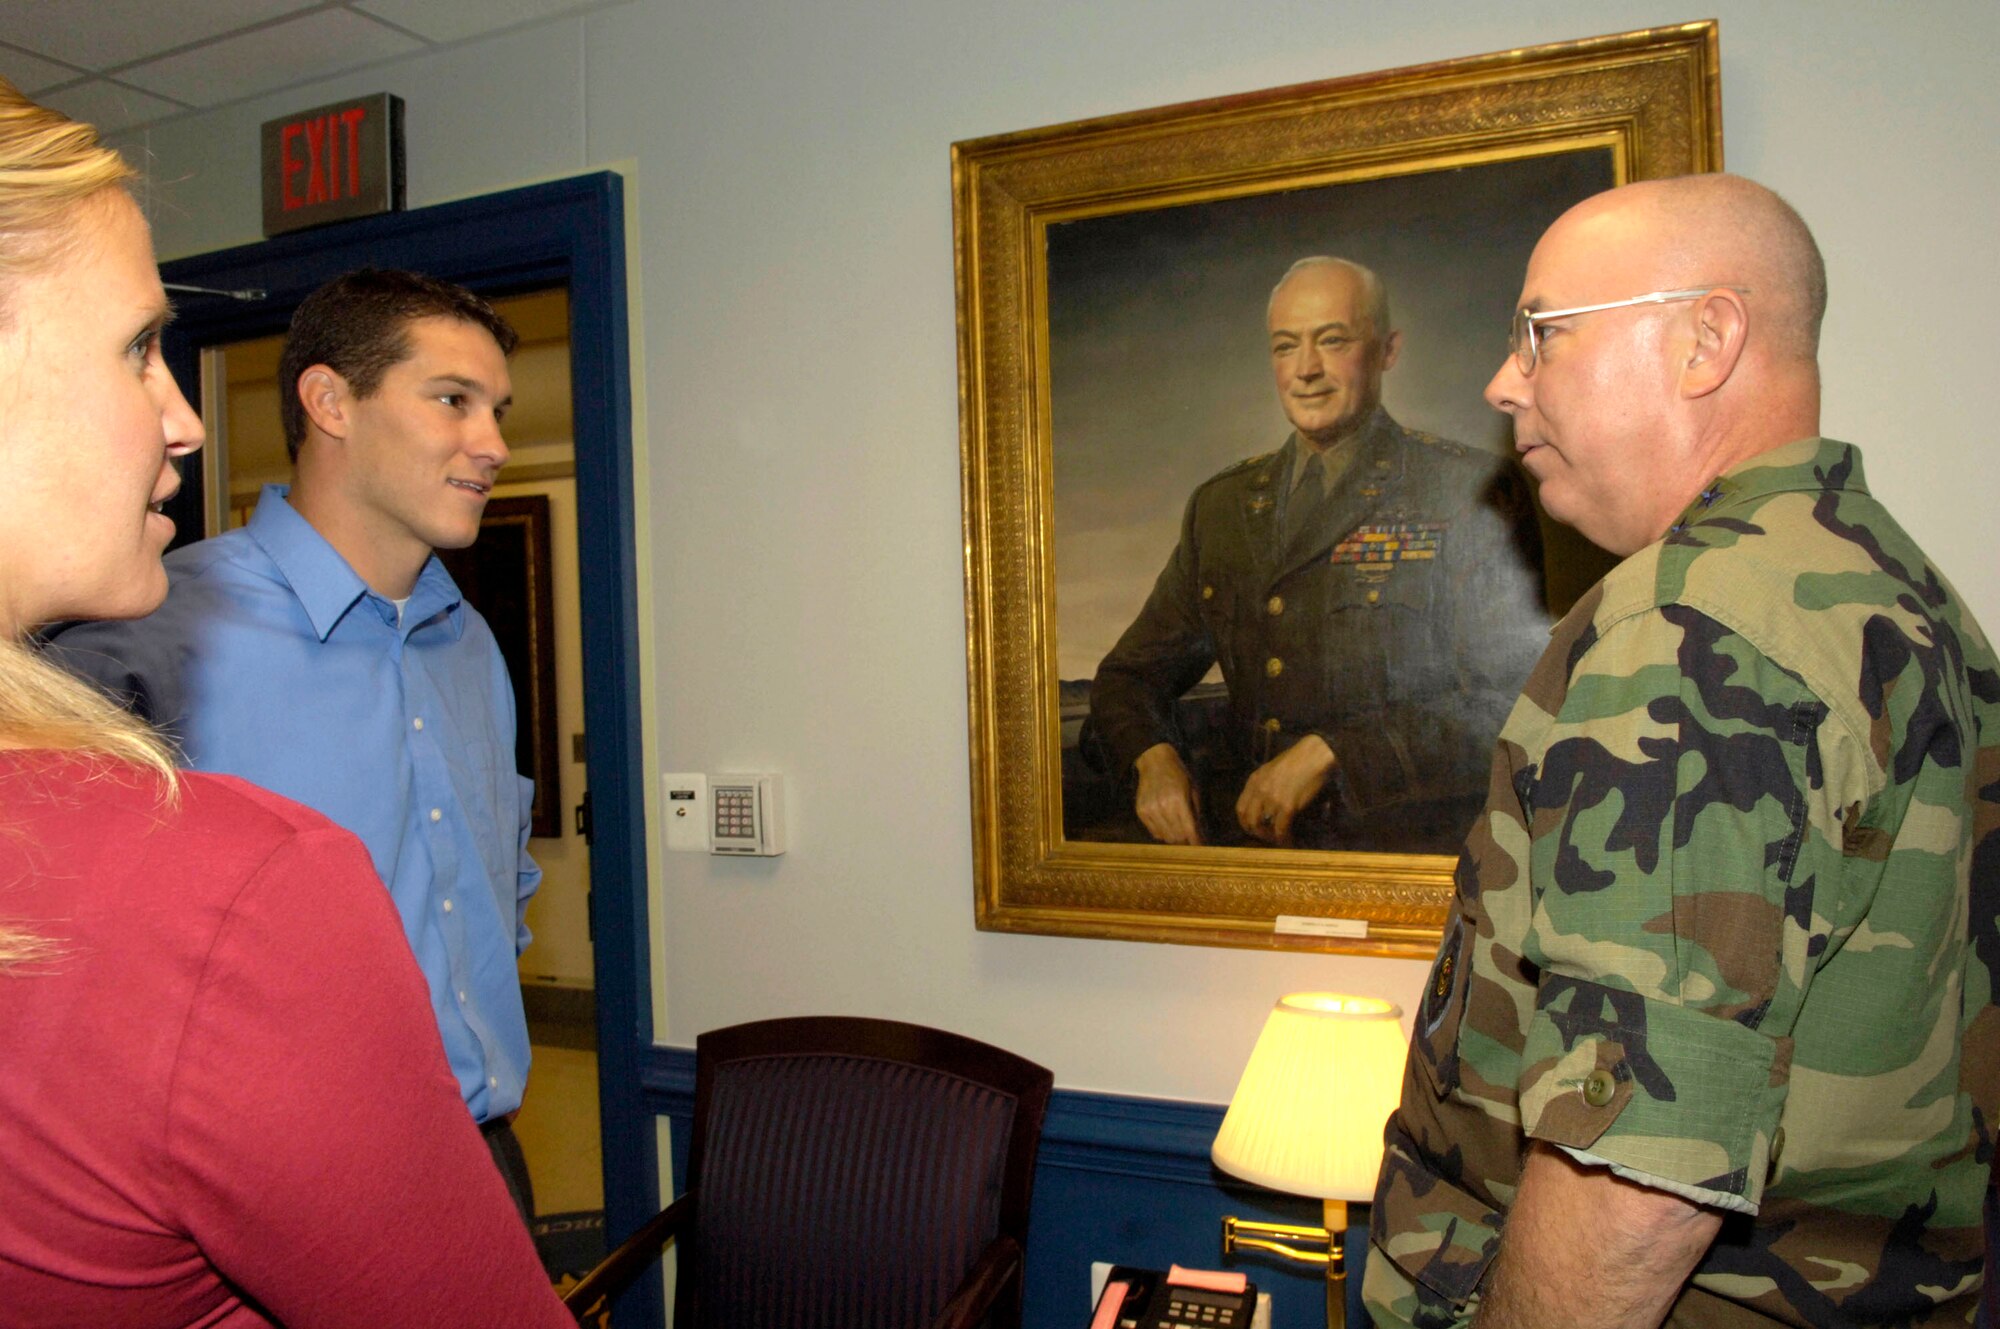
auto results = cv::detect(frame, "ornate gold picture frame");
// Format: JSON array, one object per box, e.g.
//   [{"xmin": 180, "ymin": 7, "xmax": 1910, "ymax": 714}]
[{"xmin": 954, "ymin": 23, "xmax": 1722, "ymax": 957}]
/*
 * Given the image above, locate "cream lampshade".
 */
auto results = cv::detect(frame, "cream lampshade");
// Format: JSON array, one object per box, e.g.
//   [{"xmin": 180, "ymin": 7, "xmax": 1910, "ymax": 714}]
[
  {"xmin": 1212, "ymin": 992, "xmax": 1407, "ymax": 1197},
  {"xmin": 1211, "ymin": 993, "xmax": 1408, "ymax": 1329}
]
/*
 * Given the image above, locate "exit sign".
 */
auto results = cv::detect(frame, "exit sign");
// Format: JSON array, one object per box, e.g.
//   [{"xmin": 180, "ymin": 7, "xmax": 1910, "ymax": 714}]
[{"xmin": 260, "ymin": 93, "xmax": 404, "ymax": 237}]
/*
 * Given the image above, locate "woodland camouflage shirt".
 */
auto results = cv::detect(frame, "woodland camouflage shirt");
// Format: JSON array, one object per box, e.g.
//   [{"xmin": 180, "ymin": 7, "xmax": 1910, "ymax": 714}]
[{"xmin": 1366, "ymin": 438, "xmax": 2000, "ymax": 1327}]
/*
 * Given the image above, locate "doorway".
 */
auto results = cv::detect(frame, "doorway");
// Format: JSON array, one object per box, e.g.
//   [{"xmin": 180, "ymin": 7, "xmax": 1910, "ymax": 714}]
[
  {"xmin": 158, "ymin": 175, "xmax": 662, "ymax": 1327},
  {"xmin": 198, "ymin": 287, "xmax": 604, "ymax": 1233}
]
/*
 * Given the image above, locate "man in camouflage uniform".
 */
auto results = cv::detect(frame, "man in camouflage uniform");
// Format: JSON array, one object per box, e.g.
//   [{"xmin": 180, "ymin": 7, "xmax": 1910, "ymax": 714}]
[
  {"xmin": 1366, "ymin": 174, "xmax": 2000, "ymax": 1327},
  {"xmin": 1086, "ymin": 258, "xmax": 1548, "ymax": 853}
]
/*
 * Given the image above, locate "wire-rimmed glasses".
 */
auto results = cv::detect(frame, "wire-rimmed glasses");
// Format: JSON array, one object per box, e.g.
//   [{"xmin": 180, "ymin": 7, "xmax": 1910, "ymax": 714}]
[{"xmin": 1509, "ymin": 286, "xmax": 1750, "ymax": 375}]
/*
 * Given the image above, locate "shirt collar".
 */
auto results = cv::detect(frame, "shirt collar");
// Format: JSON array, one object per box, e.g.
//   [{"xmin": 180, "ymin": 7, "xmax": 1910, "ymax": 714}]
[
  {"xmin": 1287, "ymin": 406, "xmax": 1393, "ymax": 471},
  {"xmin": 1671, "ymin": 437, "xmax": 1868, "ymax": 532},
  {"xmin": 246, "ymin": 485, "xmax": 465, "ymax": 642}
]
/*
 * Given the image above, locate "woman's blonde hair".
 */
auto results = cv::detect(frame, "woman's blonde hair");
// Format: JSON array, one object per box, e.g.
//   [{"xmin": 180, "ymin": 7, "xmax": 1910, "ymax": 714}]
[{"xmin": 0, "ymin": 79, "xmax": 178, "ymax": 967}]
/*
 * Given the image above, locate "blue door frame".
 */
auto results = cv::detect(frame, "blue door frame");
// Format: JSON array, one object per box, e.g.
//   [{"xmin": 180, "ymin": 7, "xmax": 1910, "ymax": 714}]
[{"xmin": 159, "ymin": 173, "xmax": 664, "ymax": 1328}]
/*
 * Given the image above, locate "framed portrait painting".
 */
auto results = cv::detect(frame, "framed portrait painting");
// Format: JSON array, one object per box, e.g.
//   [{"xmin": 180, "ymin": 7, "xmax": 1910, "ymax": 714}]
[{"xmin": 954, "ymin": 23, "xmax": 1722, "ymax": 956}]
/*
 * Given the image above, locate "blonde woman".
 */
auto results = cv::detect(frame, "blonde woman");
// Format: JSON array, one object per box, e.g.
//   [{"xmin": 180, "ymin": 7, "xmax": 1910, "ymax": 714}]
[{"xmin": 0, "ymin": 82, "xmax": 573, "ymax": 1327}]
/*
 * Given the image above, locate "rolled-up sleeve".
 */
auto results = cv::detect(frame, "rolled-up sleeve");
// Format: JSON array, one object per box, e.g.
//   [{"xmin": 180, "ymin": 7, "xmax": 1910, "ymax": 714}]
[{"xmin": 1516, "ymin": 603, "xmax": 1834, "ymax": 1213}]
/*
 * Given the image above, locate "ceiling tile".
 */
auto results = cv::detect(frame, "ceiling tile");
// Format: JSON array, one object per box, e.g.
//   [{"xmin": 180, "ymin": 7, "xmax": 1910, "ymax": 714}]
[
  {"xmin": 0, "ymin": 1, "xmax": 321, "ymax": 73},
  {"xmin": 38, "ymin": 79, "xmax": 187, "ymax": 136},
  {"xmin": 353, "ymin": 0, "xmax": 602, "ymax": 44},
  {"xmin": 118, "ymin": 9, "xmax": 424, "ymax": 106},
  {"xmin": 0, "ymin": 45, "xmax": 84, "ymax": 94}
]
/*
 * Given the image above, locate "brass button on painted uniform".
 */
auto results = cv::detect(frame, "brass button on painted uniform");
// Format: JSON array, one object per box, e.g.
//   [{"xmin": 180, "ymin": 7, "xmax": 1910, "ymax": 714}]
[
  {"xmin": 1264, "ymin": 657, "xmax": 1283, "ymax": 678},
  {"xmin": 1262, "ymin": 718, "xmax": 1282, "ymax": 733},
  {"xmin": 1365, "ymin": 589, "xmax": 1382, "ymax": 605},
  {"xmin": 1266, "ymin": 595, "xmax": 1284, "ymax": 616},
  {"xmin": 1201, "ymin": 585, "xmax": 1215, "ymax": 600},
  {"xmin": 1582, "ymin": 1068, "xmax": 1617, "ymax": 1107}
]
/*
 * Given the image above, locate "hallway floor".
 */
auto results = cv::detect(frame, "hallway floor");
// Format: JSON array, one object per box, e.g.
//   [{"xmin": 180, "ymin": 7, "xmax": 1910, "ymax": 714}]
[
  {"xmin": 516, "ymin": 987, "xmax": 605, "ymax": 1290},
  {"xmin": 516, "ymin": 1039, "xmax": 603, "ymax": 1215}
]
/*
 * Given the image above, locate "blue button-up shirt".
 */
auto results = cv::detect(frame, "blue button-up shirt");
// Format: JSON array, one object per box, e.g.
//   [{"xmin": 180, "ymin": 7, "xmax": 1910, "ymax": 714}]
[{"xmin": 48, "ymin": 486, "xmax": 540, "ymax": 1123}]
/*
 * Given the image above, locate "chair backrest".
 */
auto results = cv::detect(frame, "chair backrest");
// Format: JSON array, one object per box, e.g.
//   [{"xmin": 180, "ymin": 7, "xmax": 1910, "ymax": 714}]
[{"xmin": 679, "ymin": 1016, "xmax": 1052, "ymax": 1329}]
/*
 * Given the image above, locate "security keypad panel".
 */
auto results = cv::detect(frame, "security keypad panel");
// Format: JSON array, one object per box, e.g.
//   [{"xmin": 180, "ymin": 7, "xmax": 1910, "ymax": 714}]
[
  {"xmin": 708, "ymin": 772, "xmax": 785, "ymax": 856},
  {"xmin": 714, "ymin": 785, "xmax": 753, "ymax": 839}
]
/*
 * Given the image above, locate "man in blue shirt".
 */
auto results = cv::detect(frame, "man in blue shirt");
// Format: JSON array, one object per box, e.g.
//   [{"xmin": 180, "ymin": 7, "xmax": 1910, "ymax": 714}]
[{"xmin": 48, "ymin": 269, "xmax": 542, "ymax": 1221}]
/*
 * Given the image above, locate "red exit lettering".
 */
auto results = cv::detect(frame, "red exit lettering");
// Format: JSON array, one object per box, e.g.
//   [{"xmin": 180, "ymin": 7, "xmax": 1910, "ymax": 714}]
[{"xmin": 281, "ymin": 105, "xmax": 369, "ymax": 211}]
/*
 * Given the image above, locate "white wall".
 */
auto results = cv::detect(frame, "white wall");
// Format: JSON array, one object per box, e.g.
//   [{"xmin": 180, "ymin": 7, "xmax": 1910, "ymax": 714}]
[{"xmin": 118, "ymin": 0, "xmax": 2000, "ymax": 1106}]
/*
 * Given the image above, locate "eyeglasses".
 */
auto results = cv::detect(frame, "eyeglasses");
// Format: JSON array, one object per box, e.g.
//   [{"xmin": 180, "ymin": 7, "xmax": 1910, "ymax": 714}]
[{"xmin": 1508, "ymin": 286, "xmax": 1749, "ymax": 375}]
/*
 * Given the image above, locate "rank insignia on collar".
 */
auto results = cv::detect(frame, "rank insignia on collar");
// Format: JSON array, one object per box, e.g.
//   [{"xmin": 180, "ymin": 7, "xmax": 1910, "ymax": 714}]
[{"xmin": 1330, "ymin": 521, "xmax": 1444, "ymax": 565}]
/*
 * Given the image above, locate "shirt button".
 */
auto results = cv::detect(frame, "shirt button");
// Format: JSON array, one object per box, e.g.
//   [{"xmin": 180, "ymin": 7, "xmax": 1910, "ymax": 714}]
[
  {"xmin": 1583, "ymin": 1068, "xmax": 1617, "ymax": 1107},
  {"xmin": 1266, "ymin": 595, "xmax": 1284, "ymax": 616},
  {"xmin": 412, "ymin": 717, "xmax": 424, "ymax": 731},
  {"xmin": 1366, "ymin": 589, "xmax": 1381, "ymax": 605},
  {"xmin": 442, "ymin": 898, "xmax": 454, "ymax": 914},
  {"xmin": 430, "ymin": 808, "xmax": 443, "ymax": 822},
  {"xmin": 1264, "ymin": 657, "xmax": 1283, "ymax": 678},
  {"xmin": 457, "ymin": 990, "xmax": 467, "ymax": 1003},
  {"xmin": 1201, "ymin": 585, "xmax": 1215, "ymax": 601},
  {"xmin": 488, "ymin": 1076, "xmax": 498, "ymax": 1090}
]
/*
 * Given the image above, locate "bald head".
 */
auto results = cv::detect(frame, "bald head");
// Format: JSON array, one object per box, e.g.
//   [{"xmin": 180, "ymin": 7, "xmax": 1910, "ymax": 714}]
[
  {"xmin": 1269, "ymin": 256, "xmax": 1392, "ymax": 338},
  {"xmin": 1556, "ymin": 174, "xmax": 1826, "ymax": 362},
  {"xmin": 1486, "ymin": 174, "xmax": 1826, "ymax": 557}
]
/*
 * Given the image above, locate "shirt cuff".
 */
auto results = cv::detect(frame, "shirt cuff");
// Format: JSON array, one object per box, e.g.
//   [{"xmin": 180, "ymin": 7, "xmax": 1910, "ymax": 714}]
[{"xmin": 1549, "ymin": 1144, "xmax": 1759, "ymax": 1215}]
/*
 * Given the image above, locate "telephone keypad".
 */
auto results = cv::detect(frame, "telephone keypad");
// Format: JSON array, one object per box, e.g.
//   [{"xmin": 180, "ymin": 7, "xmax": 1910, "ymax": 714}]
[{"xmin": 1156, "ymin": 1293, "xmax": 1239, "ymax": 1326}]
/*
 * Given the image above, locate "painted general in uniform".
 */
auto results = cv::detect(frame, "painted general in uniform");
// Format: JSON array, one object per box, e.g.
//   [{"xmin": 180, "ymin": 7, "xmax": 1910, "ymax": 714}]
[{"xmin": 1084, "ymin": 258, "xmax": 1550, "ymax": 853}]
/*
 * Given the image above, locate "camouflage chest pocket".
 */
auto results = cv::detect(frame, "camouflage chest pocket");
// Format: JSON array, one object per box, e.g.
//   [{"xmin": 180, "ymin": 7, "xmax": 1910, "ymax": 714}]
[{"xmin": 1373, "ymin": 1128, "xmax": 1505, "ymax": 1311}]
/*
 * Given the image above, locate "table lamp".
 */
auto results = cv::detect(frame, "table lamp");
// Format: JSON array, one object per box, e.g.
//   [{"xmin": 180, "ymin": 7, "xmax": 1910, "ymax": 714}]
[{"xmin": 1211, "ymin": 993, "xmax": 1407, "ymax": 1329}]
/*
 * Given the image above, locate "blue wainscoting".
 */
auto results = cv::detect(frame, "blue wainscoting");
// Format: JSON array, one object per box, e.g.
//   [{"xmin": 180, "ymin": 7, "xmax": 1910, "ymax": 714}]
[{"xmin": 640, "ymin": 1046, "xmax": 1369, "ymax": 1329}]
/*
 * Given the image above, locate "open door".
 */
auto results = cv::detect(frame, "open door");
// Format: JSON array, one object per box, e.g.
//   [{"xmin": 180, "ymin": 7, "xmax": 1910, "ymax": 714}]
[{"xmin": 158, "ymin": 174, "xmax": 663, "ymax": 1328}]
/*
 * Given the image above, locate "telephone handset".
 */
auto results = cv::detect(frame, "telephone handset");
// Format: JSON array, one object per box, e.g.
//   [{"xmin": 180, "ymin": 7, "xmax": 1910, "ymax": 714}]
[{"xmin": 1089, "ymin": 1265, "xmax": 1256, "ymax": 1329}]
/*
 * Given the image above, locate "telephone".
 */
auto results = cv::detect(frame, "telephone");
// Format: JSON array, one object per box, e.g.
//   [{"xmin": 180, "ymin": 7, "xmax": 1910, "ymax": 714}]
[{"xmin": 1089, "ymin": 1265, "xmax": 1257, "ymax": 1329}]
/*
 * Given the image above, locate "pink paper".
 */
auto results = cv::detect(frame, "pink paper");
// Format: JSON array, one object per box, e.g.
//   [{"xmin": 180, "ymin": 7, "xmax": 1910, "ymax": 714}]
[{"xmin": 1168, "ymin": 1264, "xmax": 1248, "ymax": 1294}]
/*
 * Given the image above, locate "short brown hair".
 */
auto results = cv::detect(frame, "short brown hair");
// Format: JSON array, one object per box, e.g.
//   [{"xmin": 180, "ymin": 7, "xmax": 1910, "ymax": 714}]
[{"xmin": 278, "ymin": 268, "xmax": 518, "ymax": 460}]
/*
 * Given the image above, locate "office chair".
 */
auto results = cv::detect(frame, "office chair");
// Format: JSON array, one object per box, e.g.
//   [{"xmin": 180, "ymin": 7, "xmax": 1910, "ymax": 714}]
[{"xmin": 565, "ymin": 1015, "xmax": 1053, "ymax": 1328}]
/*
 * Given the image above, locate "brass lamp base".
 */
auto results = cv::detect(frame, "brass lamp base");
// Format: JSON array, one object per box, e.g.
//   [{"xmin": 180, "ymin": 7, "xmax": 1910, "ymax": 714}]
[{"xmin": 1221, "ymin": 1197, "xmax": 1349, "ymax": 1329}]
